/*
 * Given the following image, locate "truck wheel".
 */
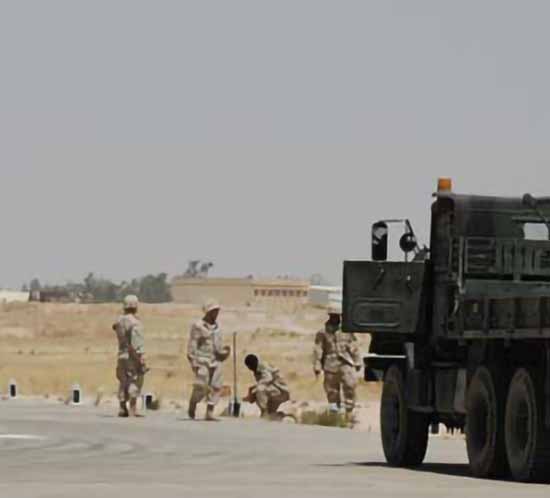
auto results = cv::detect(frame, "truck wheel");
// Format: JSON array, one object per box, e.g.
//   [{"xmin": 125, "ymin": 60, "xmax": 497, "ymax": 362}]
[
  {"xmin": 505, "ymin": 368, "xmax": 550, "ymax": 482},
  {"xmin": 381, "ymin": 365, "xmax": 429, "ymax": 467},
  {"xmin": 466, "ymin": 366, "xmax": 508, "ymax": 478}
]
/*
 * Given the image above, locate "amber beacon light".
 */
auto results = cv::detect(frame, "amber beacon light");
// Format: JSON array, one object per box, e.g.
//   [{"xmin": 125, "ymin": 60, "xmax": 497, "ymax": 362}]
[{"xmin": 437, "ymin": 177, "xmax": 453, "ymax": 192}]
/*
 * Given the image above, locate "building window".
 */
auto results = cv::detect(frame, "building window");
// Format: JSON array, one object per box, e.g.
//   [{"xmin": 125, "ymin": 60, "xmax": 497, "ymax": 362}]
[
  {"xmin": 282, "ymin": 290, "xmax": 288, "ymax": 297},
  {"xmin": 274, "ymin": 290, "xmax": 281, "ymax": 297},
  {"xmin": 288, "ymin": 290, "xmax": 295, "ymax": 297},
  {"xmin": 268, "ymin": 290, "xmax": 273, "ymax": 297}
]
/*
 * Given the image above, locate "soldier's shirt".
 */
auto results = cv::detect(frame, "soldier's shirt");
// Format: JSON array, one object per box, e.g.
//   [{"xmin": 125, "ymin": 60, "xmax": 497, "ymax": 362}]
[
  {"xmin": 254, "ymin": 362, "xmax": 289, "ymax": 394},
  {"xmin": 313, "ymin": 324, "xmax": 361, "ymax": 373},
  {"xmin": 115, "ymin": 314, "xmax": 145, "ymax": 360},
  {"xmin": 187, "ymin": 320, "xmax": 224, "ymax": 369}
]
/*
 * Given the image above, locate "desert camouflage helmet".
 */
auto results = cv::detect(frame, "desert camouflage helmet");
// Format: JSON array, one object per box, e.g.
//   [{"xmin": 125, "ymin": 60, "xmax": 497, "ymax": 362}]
[
  {"xmin": 327, "ymin": 302, "xmax": 342, "ymax": 315},
  {"xmin": 202, "ymin": 298, "xmax": 221, "ymax": 314},
  {"xmin": 123, "ymin": 294, "xmax": 139, "ymax": 310}
]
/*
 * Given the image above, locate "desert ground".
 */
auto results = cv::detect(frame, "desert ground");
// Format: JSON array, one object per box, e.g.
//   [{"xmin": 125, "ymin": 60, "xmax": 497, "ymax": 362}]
[
  {"xmin": 0, "ymin": 302, "xmax": 377, "ymax": 422},
  {"xmin": 2, "ymin": 302, "xmax": 549, "ymax": 496}
]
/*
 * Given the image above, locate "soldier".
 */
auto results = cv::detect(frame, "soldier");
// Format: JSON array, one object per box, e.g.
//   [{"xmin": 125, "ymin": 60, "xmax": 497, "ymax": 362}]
[
  {"xmin": 313, "ymin": 303, "xmax": 361, "ymax": 417},
  {"xmin": 113, "ymin": 295, "xmax": 148, "ymax": 417},
  {"xmin": 243, "ymin": 354, "xmax": 290, "ymax": 419},
  {"xmin": 187, "ymin": 299, "xmax": 231, "ymax": 421}
]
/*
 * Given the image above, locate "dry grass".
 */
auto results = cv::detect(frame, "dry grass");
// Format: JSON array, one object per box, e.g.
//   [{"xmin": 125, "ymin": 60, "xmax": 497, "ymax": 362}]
[
  {"xmin": 299, "ymin": 410, "xmax": 349, "ymax": 428},
  {"xmin": 0, "ymin": 302, "xmax": 377, "ymax": 405}
]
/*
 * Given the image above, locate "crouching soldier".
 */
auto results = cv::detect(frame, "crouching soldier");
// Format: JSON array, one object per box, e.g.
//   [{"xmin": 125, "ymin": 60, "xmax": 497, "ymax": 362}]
[
  {"xmin": 243, "ymin": 354, "xmax": 290, "ymax": 419},
  {"xmin": 313, "ymin": 303, "xmax": 361, "ymax": 418},
  {"xmin": 187, "ymin": 299, "xmax": 231, "ymax": 421},
  {"xmin": 113, "ymin": 295, "xmax": 148, "ymax": 417}
]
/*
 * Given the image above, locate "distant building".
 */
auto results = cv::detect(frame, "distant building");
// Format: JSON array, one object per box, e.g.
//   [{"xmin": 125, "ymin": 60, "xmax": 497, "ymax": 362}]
[
  {"xmin": 29, "ymin": 289, "xmax": 74, "ymax": 303},
  {"xmin": 308, "ymin": 285, "xmax": 343, "ymax": 309},
  {"xmin": 170, "ymin": 277, "xmax": 310, "ymax": 308},
  {"xmin": 0, "ymin": 290, "xmax": 30, "ymax": 304}
]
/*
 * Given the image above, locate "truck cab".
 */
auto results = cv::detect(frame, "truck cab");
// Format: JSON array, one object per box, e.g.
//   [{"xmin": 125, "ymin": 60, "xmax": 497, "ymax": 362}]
[{"xmin": 343, "ymin": 179, "xmax": 550, "ymax": 482}]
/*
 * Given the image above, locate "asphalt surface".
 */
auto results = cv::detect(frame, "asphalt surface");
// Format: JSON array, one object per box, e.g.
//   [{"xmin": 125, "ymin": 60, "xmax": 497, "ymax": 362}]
[{"xmin": 1, "ymin": 400, "xmax": 549, "ymax": 498}]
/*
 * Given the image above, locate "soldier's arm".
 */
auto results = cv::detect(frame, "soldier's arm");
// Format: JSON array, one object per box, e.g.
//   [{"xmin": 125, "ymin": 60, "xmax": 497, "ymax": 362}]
[
  {"xmin": 130, "ymin": 323, "xmax": 145, "ymax": 355},
  {"xmin": 313, "ymin": 331, "xmax": 324, "ymax": 373},
  {"xmin": 187, "ymin": 324, "xmax": 199, "ymax": 365},
  {"xmin": 213, "ymin": 327, "xmax": 224, "ymax": 354},
  {"xmin": 257, "ymin": 365, "xmax": 274, "ymax": 386},
  {"xmin": 213, "ymin": 327, "xmax": 230, "ymax": 361},
  {"xmin": 349, "ymin": 334, "xmax": 362, "ymax": 369}
]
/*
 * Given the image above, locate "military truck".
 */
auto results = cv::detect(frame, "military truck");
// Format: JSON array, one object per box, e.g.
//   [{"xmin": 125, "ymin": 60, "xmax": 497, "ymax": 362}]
[{"xmin": 342, "ymin": 179, "xmax": 550, "ymax": 482}]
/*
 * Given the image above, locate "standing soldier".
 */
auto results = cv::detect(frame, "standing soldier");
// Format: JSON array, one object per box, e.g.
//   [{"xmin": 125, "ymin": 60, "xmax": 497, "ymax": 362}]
[
  {"xmin": 187, "ymin": 299, "xmax": 231, "ymax": 421},
  {"xmin": 243, "ymin": 354, "xmax": 290, "ymax": 419},
  {"xmin": 113, "ymin": 295, "xmax": 148, "ymax": 417},
  {"xmin": 313, "ymin": 303, "xmax": 361, "ymax": 418}
]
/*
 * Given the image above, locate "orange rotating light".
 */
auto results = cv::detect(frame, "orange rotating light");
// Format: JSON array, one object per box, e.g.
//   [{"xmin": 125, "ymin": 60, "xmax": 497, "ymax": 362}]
[{"xmin": 437, "ymin": 177, "xmax": 453, "ymax": 192}]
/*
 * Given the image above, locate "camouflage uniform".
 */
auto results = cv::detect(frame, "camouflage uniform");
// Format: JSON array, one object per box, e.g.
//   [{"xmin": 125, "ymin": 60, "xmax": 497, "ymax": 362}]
[
  {"xmin": 313, "ymin": 323, "xmax": 361, "ymax": 412},
  {"xmin": 187, "ymin": 319, "xmax": 227, "ymax": 408},
  {"xmin": 250, "ymin": 361, "xmax": 290, "ymax": 416},
  {"xmin": 114, "ymin": 314, "xmax": 145, "ymax": 403}
]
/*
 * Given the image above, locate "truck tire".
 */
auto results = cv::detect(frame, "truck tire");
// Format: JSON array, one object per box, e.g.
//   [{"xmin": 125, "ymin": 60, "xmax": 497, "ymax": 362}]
[
  {"xmin": 380, "ymin": 365, "xmax": 429, "ymax": 467},
  {"xmin": 505, "ymin": 368, "xmax": 550, "ymax": 482},
  {"xmin": 466, "ymin": 366, "xmax": 508, "ymax": 478}
]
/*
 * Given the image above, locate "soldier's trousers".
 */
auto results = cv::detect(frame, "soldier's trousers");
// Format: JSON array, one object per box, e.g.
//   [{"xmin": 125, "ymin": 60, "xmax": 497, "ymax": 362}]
[
  {"xmin": 116, "ymin": 359, "xmax": 144, "ymax": 402},
  {"xmin": 255, "ymin": 385, "xmax": 290, "ymax": 416},
  {"xmin": 323, "ymin": 365, "xmax": 357, "ymax": 412},
  {"xmin": 190, "ymin": 363, "xmax": 223, "ymax": 406}
]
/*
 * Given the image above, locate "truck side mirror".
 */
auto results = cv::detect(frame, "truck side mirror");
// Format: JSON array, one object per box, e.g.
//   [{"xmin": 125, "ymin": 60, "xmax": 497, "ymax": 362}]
[
  {"xmin": 399, "ymin": 232, "xmax": 417, "ymax": 254},
  {"xmin": 372, "ymin": 222, "xmax": 388, "ymax": 261}
]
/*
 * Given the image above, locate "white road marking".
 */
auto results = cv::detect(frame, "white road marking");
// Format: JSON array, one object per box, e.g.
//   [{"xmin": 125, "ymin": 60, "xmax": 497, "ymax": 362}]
[{"xmin": 0, "ymin": 434, "xmax": 45, "ymax": 440}]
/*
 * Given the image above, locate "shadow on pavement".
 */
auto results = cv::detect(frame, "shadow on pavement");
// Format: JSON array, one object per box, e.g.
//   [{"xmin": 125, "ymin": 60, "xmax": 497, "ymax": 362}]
[
  {"xmin": 319, "ymin": 461, "xmax": 472, "ymax": 479},
  {"xmin": 356, "ymin": 461, "xmax": 471, "ymax": 478},
  {"xmin": 175, "ymin": 418, "xmax": 221, "ymax": 423}
]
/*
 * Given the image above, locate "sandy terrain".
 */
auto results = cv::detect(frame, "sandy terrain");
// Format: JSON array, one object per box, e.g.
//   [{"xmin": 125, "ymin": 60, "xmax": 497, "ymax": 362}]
[{"xmin": 0, "ymin": 302, "xmax": 377, "ymax": 424}]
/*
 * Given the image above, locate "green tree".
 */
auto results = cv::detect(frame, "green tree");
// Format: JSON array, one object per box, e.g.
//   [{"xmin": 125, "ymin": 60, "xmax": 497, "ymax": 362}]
[
  {"xmin": 138, "ymin": 273, "xmax": 172, "ymax": 303},
  {"xmin": 29, "ymin": 278, "xmax": 42, "ymax": 292}
]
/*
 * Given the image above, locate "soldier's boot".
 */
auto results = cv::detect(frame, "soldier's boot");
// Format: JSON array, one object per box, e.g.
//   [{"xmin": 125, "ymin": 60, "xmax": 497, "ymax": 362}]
[
  {"xmin": 328, "ymin": 403, "xmax": 340, "ymax": 413},
  {"xmin": 129, "ymin": 398, "xmax": 144, "ymax": 418},
  {"xmin": 188, "ymin": 399, "xmax": 197, "ymax": 420},
  {"xmin": 205, "ymin": 404, "xmax": 218, "ymax": 421},
  {"xmin": 118, "ymin": 401, "xmax": 129, "ymax": 418},
  {"xmin": 344, "ymin": 409, "xmax": 356, "ymax": 427}
]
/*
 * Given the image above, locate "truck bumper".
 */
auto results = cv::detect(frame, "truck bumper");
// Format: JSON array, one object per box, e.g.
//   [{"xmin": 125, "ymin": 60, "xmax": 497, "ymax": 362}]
[{"xmin": 363, "ymin": 354, "xmax": 406, "ymax": 382}]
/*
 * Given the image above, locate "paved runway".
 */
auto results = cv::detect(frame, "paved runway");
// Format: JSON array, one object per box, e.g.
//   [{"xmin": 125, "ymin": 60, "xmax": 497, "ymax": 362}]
[{"xmin": 1, "ymin": 400, "xmax": 549, "ymax": 498}]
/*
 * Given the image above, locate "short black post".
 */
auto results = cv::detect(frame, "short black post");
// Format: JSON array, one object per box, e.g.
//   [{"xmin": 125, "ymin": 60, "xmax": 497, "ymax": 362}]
[
  {"xmin": 143, "ymin": 393, "xmax": 154, "ymax": 410},
  {"xmin": 9, "ymin": 380, "xmax": 17, "ymax": 399},
  {"xmin": 72, "ymin": 384, "xmax": 81, "ymax": 405}
]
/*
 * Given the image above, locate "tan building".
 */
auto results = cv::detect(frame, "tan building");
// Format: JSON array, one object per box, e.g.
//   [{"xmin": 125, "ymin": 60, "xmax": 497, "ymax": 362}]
[{"xmin": 171, "ymin": 277, "xmax": 310, "ymax": 308}]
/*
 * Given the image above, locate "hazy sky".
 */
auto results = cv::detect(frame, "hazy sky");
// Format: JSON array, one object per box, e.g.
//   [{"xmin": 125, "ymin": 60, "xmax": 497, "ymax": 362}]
[{"xmin": 1, "ymin": 0, "xmax": 550, "ymax": 288}]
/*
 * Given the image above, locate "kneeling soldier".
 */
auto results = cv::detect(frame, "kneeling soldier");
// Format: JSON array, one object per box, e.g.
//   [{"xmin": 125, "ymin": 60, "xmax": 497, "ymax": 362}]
[{"xmin": 244, "ymin": 354, "xmax": 290, "ymax": 419}]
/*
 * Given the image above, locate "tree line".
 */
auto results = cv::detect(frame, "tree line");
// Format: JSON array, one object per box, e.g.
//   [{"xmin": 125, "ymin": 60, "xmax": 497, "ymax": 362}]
[{"xmin": 24, "ymin": 272, "xmax": 172, "ymax": 304}]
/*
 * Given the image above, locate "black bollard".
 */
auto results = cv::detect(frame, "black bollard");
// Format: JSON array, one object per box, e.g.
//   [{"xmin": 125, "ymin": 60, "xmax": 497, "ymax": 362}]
[
  {"xmin": 72, "ymin": 384, "xmax": 81, "ymax": 405},
  {"xmin": 143, "ymin": 393, "xmax": 154, "ymax": 410},
  {"xmin": 9, "ymin": 380, "xmax": 17, "ymax": 399}
]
